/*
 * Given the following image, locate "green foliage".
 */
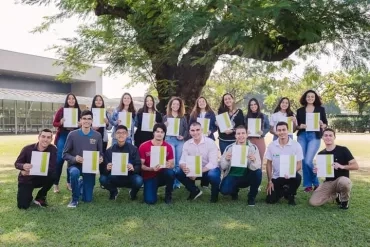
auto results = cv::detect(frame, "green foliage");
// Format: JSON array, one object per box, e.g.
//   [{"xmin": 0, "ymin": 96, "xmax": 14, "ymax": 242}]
[{"xmin": 329, "ymin": 115, "xmax": 370, "ymax": 133}]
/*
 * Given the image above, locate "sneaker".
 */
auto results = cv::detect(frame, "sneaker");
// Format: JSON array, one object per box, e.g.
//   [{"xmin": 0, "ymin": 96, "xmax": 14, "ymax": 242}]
[
  {"xmin": 164, "ymin": 195, "xmax": 172, "ymax": 204},
  {"xmin": 288, "ymin": 196, "xmax": 296, "ymax": 206},
  {"xmin": 339, "ymin": 201, "xmax": 349, "ymax": 210},
  {"xmin": 187, "ymin": 189, "xmax": 203, "ymax": 201},
  {"xmin": 67, "ymin": 200, "xmax": 78, "ymax": 208},
  {"xmin": 33, "ymin": 199, "xmax": 48, "ymax": 208},
  {"xmin": 247, "ymin": 198, "xmax": 255, "ymax": 206},
  {"xmin": 231, "ymin": 193, "xmax": 238, "ymax": 201},
  {"xmin": 109, "ymin": 190, "xmax": 119, "ymax": 200},
  {"xmin": 210, "ymin": 195, "xmax": 218, "ymax": 203},
  {"xmin": 129, "ymin": 190, "xmax": 137, "ymax": 200},
  {"xmin": 303, "ymin": 187, "xmax": 313, "ymax": 193},
  {"xmin": 313, "ymin": 185, "xmax": 319, "ymax": 191}
]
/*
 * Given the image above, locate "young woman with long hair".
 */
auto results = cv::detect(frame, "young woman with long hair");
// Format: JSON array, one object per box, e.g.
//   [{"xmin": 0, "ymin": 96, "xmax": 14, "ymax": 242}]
[
  {"xmin": 91, "ymin": 95, "xmax": 111, "ymax": 152},
  {"xmin": 189, "ymin": 96, "xmax": 217, "ymax": 140},
  {"xmin": 270, "ymin": 97, "xmax": 297, "ymax": 140}
]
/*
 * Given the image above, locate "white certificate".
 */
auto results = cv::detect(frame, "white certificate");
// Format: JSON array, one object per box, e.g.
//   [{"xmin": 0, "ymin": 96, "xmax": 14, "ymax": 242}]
[
  {"xmin": 316, "ymin": 154, "xmax": 334, "ymax": 178},
  {"xmin": 30, "ymin": 151, "xmax": 50, "ymax": 176},
  {"xmin": 63, "ymin": 108, "xmax": 78, "ymax": 128},
  {"xmin": 279, "ymin": 155, "xmax": 297, "ymax": 178},
  {"xmin": 278, "ymin": 116, "xmax": 294, "ymax": 134},
  {"xmin": 111, "ymin": 152, "xmax": 129, "ymax": 176},
  {"xmin": 216, "ymin": 112, "xmax": 232, "ymax": 133},
  {"xmin": 231, "ymin": 145, "xmax": 248, "ymax": 168},
  {"xmin": 150, "ymin": 146, "xmax": 167, "ymax": 168},
  {"xmin": 186, "ymin": 155, "xmax": 203, "ymax": 177},
  {"xmin": 92, "ymin": 108, "xmax": 106, "ymax": 127},
  {"xmin": 141, "ymin": 113, "xmax": 156, "ymax": 132},
  {"xmin": 197, "ymin": 117, "xmax": 210, "ymax": 135},
  {"xmin": 82, "ymin": 151, "xmax": 100, "ymax": 174},
  {"xmin": 248, "ymin": 118, "xmax": 261, "ymax": 137},
  {"xmin": 118, "ymin": 112, "xmax": 132, "ymax": 129},
  {"xmin": 166, "ymin": 118, "xmax": 180, "ymax": 136},
  {"xmin": 306, "ymin": 113, "xmax": 320, "ymax": 131}
]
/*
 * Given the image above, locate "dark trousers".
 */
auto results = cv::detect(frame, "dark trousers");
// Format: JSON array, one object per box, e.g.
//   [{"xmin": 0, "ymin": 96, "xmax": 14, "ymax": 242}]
[
  {"xmin": 266, "ymin": 173, "xmax": 302, "ymax": 203},
  {"xmin": 220, "ymin": 169, "xmax": 262, "ymax": 199},
  {"xmin": 17, "ymin": 176, "xmax": 54, "ymax": 209},
  {"xmin": 143, "ymin": 169, "xmax": 175, "ymax": 204},
  {"xmin": 100, "ymin": 174, "xmax": 143, "ymax": 196}
]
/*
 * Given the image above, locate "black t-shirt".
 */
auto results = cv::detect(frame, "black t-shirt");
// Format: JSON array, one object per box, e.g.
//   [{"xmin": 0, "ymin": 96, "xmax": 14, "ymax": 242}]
[{"xmin": 318, "ymin": 145, "xmax": 354, "ymax": 182}]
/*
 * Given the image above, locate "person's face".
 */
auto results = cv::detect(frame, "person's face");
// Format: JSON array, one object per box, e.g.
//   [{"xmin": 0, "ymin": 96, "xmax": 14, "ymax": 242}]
[
  {"xmin": 123, "ymin": 95, "xmax": 131, "ymax": 107},
  {"xmin": 198, "ymin": 98, "xmax": 207, "ymax": 110},
  {"xmin": 249, "ymin": 100, "xmax": 258, "ymax": 112},
  {"xmin": 223, "ymin": 95, "xmax": 234, "ymax": 108},
  {"xmin": 38, "ymin": 132, "xmax": 52, "ymax": 148},
  {"xmin": 146, "ymin": 97, "xmax": 154, "ymax": 109},
  {"xmin": 189, "ymin": 124, "xmax": 202, "ymax": 140},
  {"xmin": 153, "ymin": 128, "xmax": 165, "ymax": 141},
  {"xmin": 322, "ymin": 131, "xmax": 336, "ymax": 145},
  {"xmin": 95, "ymin": 96, "xmax": 103, "ymax": 108},
  {"xmin": 67, "ymin": 95, "xmax": 76, "ymax": 107},
  {"xmin": 115, "ymin": 128, "xmax": 128, "ymax": 143},
  {"xmin": 80, "ymin": 114, "xmax": 93, "ymax": 128},
  {"xmin": 171, "ymin": 100, "xmax": 180, "ymax": 112},
  {"xmin": 235, "ymin": 129, "xmax": 247, "ymax": 144},
  {"xmin": 276, "ymin": 125, "xmax": 288, "ymax": 139},
  {"xmin": 306, "ymin": 92, "xmax": 316, "ymax": 104},
  {"xmin": 280, "ymin": 99, "xmax": 289, "ymax": 111}
]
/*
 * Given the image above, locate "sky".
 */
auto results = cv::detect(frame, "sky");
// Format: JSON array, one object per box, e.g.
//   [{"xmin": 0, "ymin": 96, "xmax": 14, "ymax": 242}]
[{"xmin": 0, "ymin": 1, "xmax": 341, "ymax": 98}]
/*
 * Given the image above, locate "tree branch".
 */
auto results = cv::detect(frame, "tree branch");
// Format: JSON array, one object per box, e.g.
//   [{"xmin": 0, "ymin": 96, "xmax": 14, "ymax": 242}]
[{"xmin": 94, "ymin": 0, "xmax": 132, "ymax": 19}]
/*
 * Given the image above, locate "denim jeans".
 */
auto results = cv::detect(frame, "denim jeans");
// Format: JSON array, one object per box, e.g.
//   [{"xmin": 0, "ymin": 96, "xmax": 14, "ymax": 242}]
[
  {"xmin": 219, "ymin": 140, "xmax": 235, "ymax": 155},
  {"xmin": 143, "ymin": 168, "xmax": 175, "ymax": 204},
  {"xmin": 298, "ymin": 132, "xmax": 320, "ymax": 188},
  {"xmin": 176, "ymin": 167, "xmax": 221, "ymax": 199},
  {"xmin": 99, "ymin": 174, "xmax": 143, "ymax": 197},
  {"xmin": 68, "ymin": 166, "xmax": 96, "ymax": 202},
  {"xmin": 220, "ymin": 169, "xmax": 262, "ymax": 199},
  {"xmin": 55, "ymin": 132, "xmax": 70, "ymax": 185},
  {"xmin": 165, "ymin": 136, "xmax": 184, "ymax": 188}
]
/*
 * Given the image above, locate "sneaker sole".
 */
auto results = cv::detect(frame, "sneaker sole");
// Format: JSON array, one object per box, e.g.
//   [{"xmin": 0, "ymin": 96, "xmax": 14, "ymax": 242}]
[
  {"xmin": 33, "ymin": 200, "xmax": 46, "ymax": 208},
  {"xmin": 193, "ymin": 190, "xmax": 203, "ymax": 200}
]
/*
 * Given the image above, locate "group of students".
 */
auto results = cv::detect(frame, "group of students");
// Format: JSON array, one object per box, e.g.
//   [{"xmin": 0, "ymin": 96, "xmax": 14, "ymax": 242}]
[{"xmin": 15, "ymin": 89, "xmax": 359, "ymax": 209}]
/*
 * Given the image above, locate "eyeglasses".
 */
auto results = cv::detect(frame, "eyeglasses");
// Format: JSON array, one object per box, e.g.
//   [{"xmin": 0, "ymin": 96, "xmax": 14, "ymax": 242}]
[
  {"xmin": 116, "ymin": 131, "xmax": 127, "ymax": 135},
  {"xmin": 81, "ymin": 118, "xmax": 92, "ymax": 121}
]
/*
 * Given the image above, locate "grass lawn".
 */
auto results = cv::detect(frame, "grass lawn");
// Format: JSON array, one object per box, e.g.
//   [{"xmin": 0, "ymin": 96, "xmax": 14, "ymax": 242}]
[{"xmin": 0, "ymin": 134, "xmax": 369, "ymax": 246}]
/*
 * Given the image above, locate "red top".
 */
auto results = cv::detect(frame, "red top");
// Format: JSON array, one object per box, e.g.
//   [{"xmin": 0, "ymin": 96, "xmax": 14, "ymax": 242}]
[{"xmin": 139, "ymin": 140, "xmax": 174, "ymax": 180}]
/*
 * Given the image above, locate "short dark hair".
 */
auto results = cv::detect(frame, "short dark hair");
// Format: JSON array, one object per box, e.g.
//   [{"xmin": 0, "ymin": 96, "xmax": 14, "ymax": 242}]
[
  {"xmin": 115, "ymin": 125, "xmax": 128, "ymax": 132},
  {"xmin": 81, "ymin": 110, "xmax": 93, "ymax": 119},
  {"xmin": 299, "ymin": 90, "xmax": 322, "ymax": 106},
  {"xmin": 235, "ymin": 125, "xmax": 247, "ymax": 132},
  {"xmin": 153, "ymin": 123, "xmax": 167, "ymax": 134},
  {"xmin": 39, "ymin": 128, "xmax": 53, "ymax": 136},
  {"xmin": 276, "ymin": 121, "xmax": 288, "ymax": 129},
  {"xmin": 323, "ymin": 128, "xmax": 336, "ymax": 137},
  {"xmin": 190, "ymin": 122, "xmax": 201, "ymax": 128}
]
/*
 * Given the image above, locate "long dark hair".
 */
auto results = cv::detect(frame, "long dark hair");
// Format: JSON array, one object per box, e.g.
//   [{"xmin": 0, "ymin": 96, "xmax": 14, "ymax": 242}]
[
  {"xmin": 246, "ymin": 98, "xmax": 263, "ymax": 119},
  {"xmin": 218, "ymin": 93, "xmax": 236, "ymax": 113},
  {"xmin": 91, "ymin": 95, "xmax": 105, "ymax": 109},
  {"xmin": 117, "ymin": 92, "xmax": 136, "ymax": 113},
  {"xmin": 273, "ymin": 97, "xmax": 294, "ymax": 116},
  {"xmin": 63, "ymin": 93, "xmax": 81, "ymax": 117},
  {"xmin": 190, "ymin": 96, "xmax": 214, "ymax": 120},
  {"xmin": 138, "ymin": 95, "xmax": 157, "ymax": 114},
  {"xmin": 299, "ymin": 89, "xmax": 323, "ymax": 106}
]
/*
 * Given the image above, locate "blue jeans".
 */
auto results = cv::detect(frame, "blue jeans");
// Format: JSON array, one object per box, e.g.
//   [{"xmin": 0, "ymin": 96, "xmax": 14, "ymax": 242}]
[
  {"xmin": 143, "ymin": 168, "xmax": 175, "ymax": 204},
  {"xmin": 176, "ymin": 167, "xmax": 221, "ymax": 199},
  {"xmin": 165, "ymin": 136, "xmax": 184, "ymax": 187},
  {"xmin": 298, "ymin": 132, "xmax": 320, "ymax": 188},
  {"xmin": 219, "ymin": 140, "xmax": 235, "ymax": 155},
  {"xmin": 99, "ymin": 174, "xmax": 143, "ymax": 197},
  {"xmin": 55, "ymin": 132, "xmax": 70, "ymax": 185},
  {"xmin": 68, "ymin": 166, "xmax": 96, "ymax": 202},
  {"xmin": 220, "ymin": 169, "xmax": 262, "ymax": 199}
]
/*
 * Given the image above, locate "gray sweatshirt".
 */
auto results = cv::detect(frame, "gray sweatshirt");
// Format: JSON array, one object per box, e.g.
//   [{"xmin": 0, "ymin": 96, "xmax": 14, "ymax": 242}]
[{"xmin": 62, "ymin": 129, "xmax": 103, "ymax": 167}]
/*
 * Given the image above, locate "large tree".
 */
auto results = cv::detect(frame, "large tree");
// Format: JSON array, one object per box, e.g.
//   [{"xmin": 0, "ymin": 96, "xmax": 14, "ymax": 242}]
[{"xmin": 24, "ymin": 0, "xmax": 370, "ymax": 112}]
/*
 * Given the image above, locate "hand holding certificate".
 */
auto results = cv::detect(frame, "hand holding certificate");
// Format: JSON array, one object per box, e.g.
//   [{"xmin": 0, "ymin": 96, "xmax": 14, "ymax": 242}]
[
  {"xmin": 279, "ymin": 155, "xmax": 297, "ymax": 178},
  {"xmin": 186, "ymin": 155, "xmax": 203, "ymax": 177},
  {"xmin": 150, "ymin": 146, "xmax": 167, "ymax": 168},
  {"xmin": 306, "ymin": 113, "xmax": 320, "ymax": 131},
  {"xmin": 111, "ymin": 152, "xmax": 129, "ymax": 176},
  {"xmin": 216, "ymin": 112, "xmax": 232, "ymax": 133},
  {"xmin": 92, "ymin": 108, "xmax": 106, "ymax": 127},
  {"xmin": 141, "ymin": 113, "xmax": 156, "ymax": 132},
  {"xmin": 118, "ymin": 112, "xmax": 133, "ymax": 129},
  {"xmin": 30, "ymin": 151, "xmax": 50, "ymax": 176},
  {"xmin": 63, "ymin": 108, "xmax": 78, "ymax": 128},
  {"xmin": 166, "ymin": 118, "xmax": 180, "ymax": 136},
  {"xmin": 316, "ymin": 154, "xmax": 334, "ymax": 178},
  {"xmin": 197, "ymin": 117, "xmax": 210, "ymax": 135},
  {"xmin": 82, "ymin": 151, "xmax": 100, "ymax": 174},
  {"xmin": 231, "ymin": 145, "xmax": 248, "ymax": 168},
  {"xmin": 248, "ymin": 118, "xmax": 261, "ymax": 137}
]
